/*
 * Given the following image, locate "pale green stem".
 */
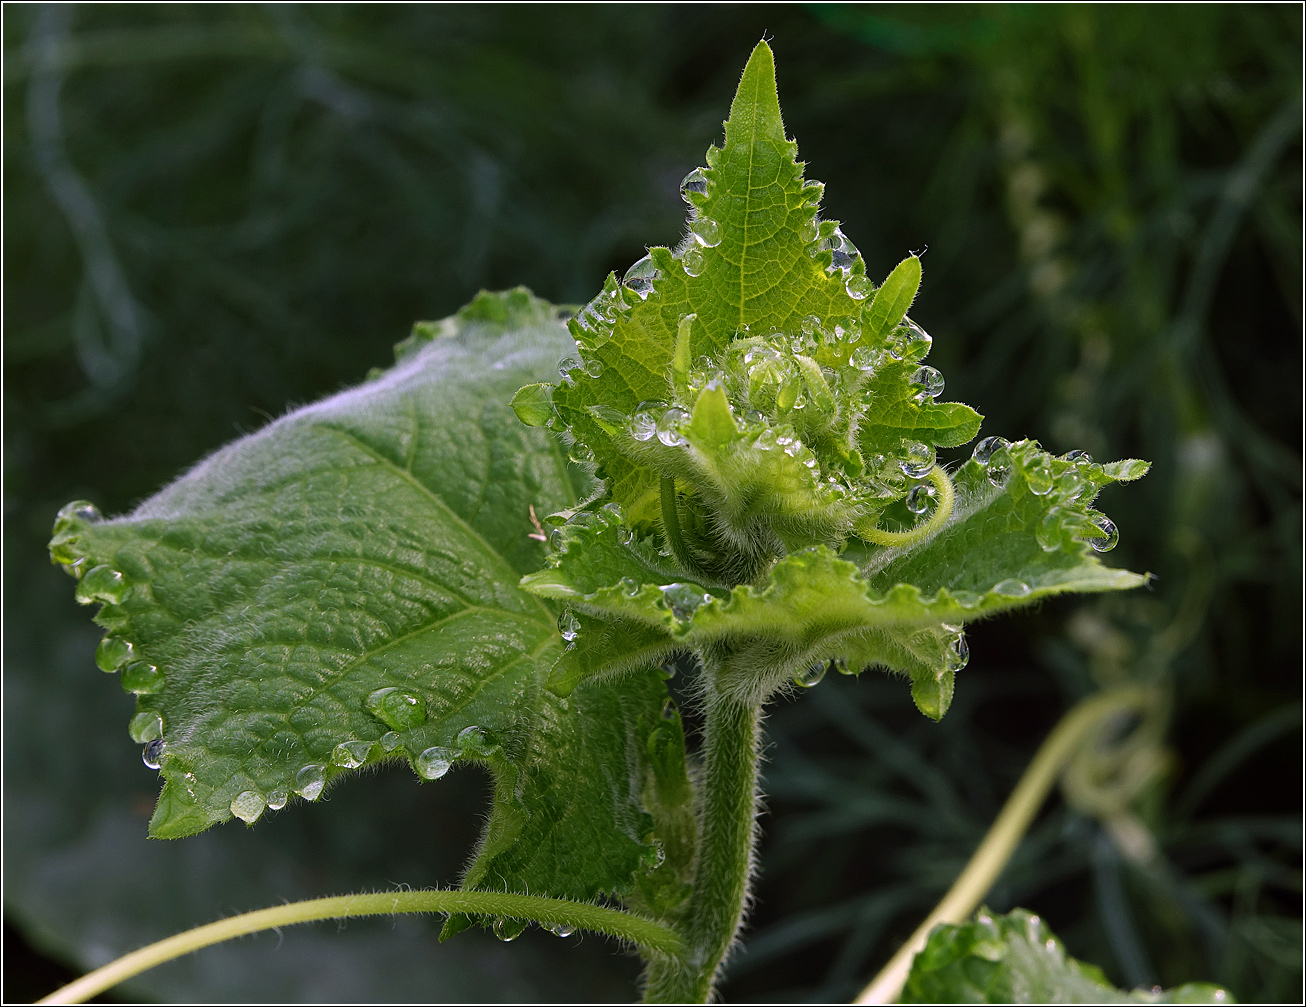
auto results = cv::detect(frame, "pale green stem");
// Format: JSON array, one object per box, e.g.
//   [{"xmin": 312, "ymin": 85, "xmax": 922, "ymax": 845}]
[
  {"xmin": 858, "ymin": 465, "xmax": 955, "ymax": 547},
  {"xmin": 644, "ymin": 685, "xmax": 762, "ymax": 1003},
  {"xmin": 39, "ymin": 890, "xmax": 683, "ymax": 1005},
  {"xmin": 856, "ymin": 687, "xmax": 1152, "ymax": 1005}
]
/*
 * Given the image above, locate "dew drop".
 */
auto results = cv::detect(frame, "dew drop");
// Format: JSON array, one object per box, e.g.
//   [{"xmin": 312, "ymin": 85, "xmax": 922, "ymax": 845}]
[
  {"xmin": 948, "ymin": 632, "xmax": 970, "ymax": 672},
  {"xmin": 656, "ymin": 408, "xmax": 688, "ymax": 447},
  {"xmin": 365, "ymin": 687, "xmax": 427, "ymax": 730},
  {"xmin": 76, "ymin": 565, "xmax": 128, "ymax": 605},
  {"xmin": 900, "ymin": 441, "xmax": 935, "ymax": 479},
  {"xmin": 294, "ymin": 764, "xmax": 327, "ymax": 801},
  {"xmin": 1037, "ymin": 507, "xmax": 1064, "ymax": 552},
  {"xmin": 630, "ymin": 411, "xmax": 657, "ymax": 441},
  {"xmin": 1087, "ymin": 514, "xmax": 1119, "ymax": 552},
  {"xmin": 896, "ymin": 318, "xmax": 933, "ymax": 362},
  {"xmin": 622, "ymin": 254, "xmax": 660, "ymax": 299},
  {"xmin": 332, "ymin": 740, "xmax": 373, "ymax": 769},
  {"xmin": 911, "ymin": 366, "xmax": 945, "ymax": 399},
  {"xmin": 557, "ymin": 610, "xmax": 580, "ymax": 642},
  {"xmin": 986, "ymin": 445, "xmax": 1012, "ymax": 487},
  {"xmin": 660, "ymin": 583, "xmax": 709, "ymax": 621},
  {"xmin": 60, "ymin": 500, "xmax": 102, "ymax": 524},
  {"xmin": 993, "ymin": 579, "xmax": 1032, "ymax": 598},
  {"xmin": 690, "ymin": 216, "xmax": 721, "ymax": 247},
  {"xmin": 456, "ymin": 725, "xmax": 498, "ymax": 757},
  {"xmin": 95, "ymin": 636, "xmax": 135, "ymax": 672},
  {"xmin": 682, "ymin": 246, "xmax": 706, "ymax": 277},
  {"xmin": 267, "ymin": 790, "xmax": 289, "ymax": 810},
  {"xmin": 558, "ymin": 357, "xmax": 580, "ymax": 381},
  {"xmin": 905, "ymin": 483, "xmax": 935, "ymax": 514},
  {"xmin": 971, "ymin": 436, "xmax": 1008, "ymax": 465},
  {"xmin": 546, "ymin": 922, "xmax": 576, "ymax": 938},
  {"xmin": 142, "ymin": 739, "xmax": 164, "ymax": 770},
  {"xmin": 1025, "ymin": 458, "xmax": 1054, "ymax": 495},
  {"xmin": 833, "ymin": 656, "xmax": 853, "ymax": 675},
  {"xmin": 122, "ymin": 660, "xmax": 165, "ymax": 694},
  {"xmin": 845, "ymin": 274, "xmax": 872, "ymax": 300},
  {"xmin": 679, "ymin": 167, "xmax": 707, "ymax": 198},
  {"xmin": 381, "ymin": 731, "xmax": 403, "ymax": 751},
  {"xmin": 1064, "ymin": 449, "xmax": 1093, "ymax": 465},
  {"xmin": 1057, "ymin": 468, "xmax": 1086, "ymax": 500},
  {"xmin": 850, "ymin": 346, "xmax": 879, "ymax": 371},
  {"xmin": 128, "ymin": 711, "xmax": 164, "ymax": 743},
  {"xmin": 792, "ymin": 662, "xmax": 827, "ymax": 688},
  {"xmin": 230, "ymin": 790, "xmax": 266, "ymax": 825},
  {"xmin": 416, "ymin": 746, "xmax": 457, "ymax": 780},
  {"xmin": 589, "ymin": 404, "xmax": 625, "ymax": 429},
  {"xmin": 619, "ymin": 576, "xmax": 639, "ymax": 596},
  {"xmin": 493, "ymin": 917, "xmax": 526, "ymax": 942}
]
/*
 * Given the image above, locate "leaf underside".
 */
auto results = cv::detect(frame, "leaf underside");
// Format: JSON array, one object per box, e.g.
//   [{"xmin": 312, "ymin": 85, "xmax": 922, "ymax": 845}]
[{"xmin": 903, "ymin": 908, "xmax": 1235, "ymax": 1004}]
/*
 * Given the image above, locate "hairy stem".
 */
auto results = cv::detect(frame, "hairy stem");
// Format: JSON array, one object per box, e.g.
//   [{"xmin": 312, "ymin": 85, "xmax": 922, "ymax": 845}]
[
  {"xmin": 40, "ymin": 890, "xmax": 683, "ymax": 1005},
  {"xmin": 856, "ymin": 686, "xmax": 1153, "ymax": 1004},
  {"xmin": 660, "ymin": 475, "xmax": 696, "ymax": 574},
  {"xmin": 644, "ymin": 682, "xmax": 763, "ymax": 1003},
  {"xmin": 858, "ymin": 464, "xmax": 955, "ymax": 547}
]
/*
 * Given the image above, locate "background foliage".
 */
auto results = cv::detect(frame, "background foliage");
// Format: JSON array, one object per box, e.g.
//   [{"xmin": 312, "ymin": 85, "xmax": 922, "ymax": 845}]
[{"xmin": 4, "ymin": 4, "xmax": 1300, "ymax": 1002}]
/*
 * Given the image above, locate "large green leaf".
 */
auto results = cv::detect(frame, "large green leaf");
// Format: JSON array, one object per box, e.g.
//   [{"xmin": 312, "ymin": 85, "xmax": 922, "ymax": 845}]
[
  {"xmin": 903, "ymin": 908, "xmax": 1235, "ymax": 1004},
  {"xmin": 47, "ymin": 289, "xmax": 685, "ymax": 914}
]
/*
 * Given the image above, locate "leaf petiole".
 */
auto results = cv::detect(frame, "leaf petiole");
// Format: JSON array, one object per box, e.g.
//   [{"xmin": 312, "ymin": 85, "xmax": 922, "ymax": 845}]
[{"xmin": 39, "ymin": 890, "xmax": 684, "ymax": 1005}]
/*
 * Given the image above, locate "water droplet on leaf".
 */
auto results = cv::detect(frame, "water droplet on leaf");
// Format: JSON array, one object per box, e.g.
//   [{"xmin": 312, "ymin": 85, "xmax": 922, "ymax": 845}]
[
  {"xmin": 142, "ymin": 739, "xmax": 164, "ymax": 769},
  {"xmin": 630, "ymin": 411, "xmax": 657, "ymax": 441},
  {"xmin": 95, "ymin": 636, "xmax": 135, "ymax": 672},
  {"xmin": 294, "ymin": 764, "xmax": 327, "ymax": 801},
  {"xmin": 682, "ymin": 247, "xmax": 706, "ymax": 277},
  {"xmin": 793, "ymin": 662, "xmax": 827, "ymax": 688},
  {"xmin": 994, "ymin": 579, "xmax": 1032, "ymax": 598},
  {"xmin": 558, "ymin": 357, "xmax": 580, "ymax": 381},
  {"xmin": 1037, "ymin": 507, "xmax": 1064, "ymax": 552},
  {"xmin": 1087, "ymin": 513, "xmax": 1119, "ymax": 552},
  {"xmin": 546, "ymin": 922, "xmax": 576, "ymax": 938},
  {"xmin": 267, "ymin": 790, "xmax": 289, "ymax": 810},
  {"xmin": 900, "ymin": 441, "xmax": 935, "ymax": 479},
  {"xmin": 332, "ymin": 740, "xmax": 373, "ymax": 769},
  {"xmin": 416, "ymin": 746, "xmax": 456, "ymax": 780},
  {"xmin": 656, "ymin": 408, "xmax": 688, "ymax": 447},
  {"xmin": 948, "ymin": 632, "xmax": 970, "ymax": 672},
  {"xmin": 493, "ymin": 917, "xmax": 526, "ymax": 942},
  {"xmin": 906, "ymin": 483, "xmax": 935, "ymax": 514},
  {"xmin": 690, "ymin": 216, "xmax": 721, "ymax": 247},
  {"xmin": 230, "ymin": 790, "xmax": 266, "ymax": 824},
  {"xmin": 128, "ymin": 711, "xmax": 164, "ymax": 743},
  {"xmin": 845, "ymin": 274, "xmax": 872, "ymax": 300},
  {"xmin": 121, "ymin": 662, "xmax": 164, "ymax": 695},
  {"xmin": 381, "ymin": 731, "xmax": 403, "ymax": 752},
  {"xmin": 76, "ymin": 565, "xmax": 128, "ymax": 605},
  {"xmin": 660, "ymin": 583, "xmax": 708, "ymax": 621},
  {"xmin": 679, "ymin": 168, "xmax": 707, "ymax": 198},
  {"xmin": 1025, "ymin": 458, "xmax": 1054, "ymax": 495},
  {"xmin": 557, "ymin": 610, "xmax": 580, "ymax": 642},
  {"xmin": 972, "ymin": 436, "xmax": 1009, "ymax": 464},
  {"xmin": 365, "ymin": 687, "xmax": 427, "ymax": 730},
  {"xmin": 911, "ymin": 366, "xmax": 945, "ymax": 399}
]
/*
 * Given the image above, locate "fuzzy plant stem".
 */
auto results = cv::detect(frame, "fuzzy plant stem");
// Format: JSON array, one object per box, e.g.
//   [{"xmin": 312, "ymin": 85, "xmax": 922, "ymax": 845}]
[
  {"xmin": 39, "ymin": 890, "xmax": 684, "ymax": 1005},
  {"xmin": 644, "ymin": 684, "xmax": 763, "ymax": 1003}
]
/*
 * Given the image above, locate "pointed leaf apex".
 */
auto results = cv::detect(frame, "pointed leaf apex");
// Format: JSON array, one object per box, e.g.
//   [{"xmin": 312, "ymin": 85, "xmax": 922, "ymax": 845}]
[{"xmin": 726, "ymin": 41, "xmax": 785, "ymax": 145}]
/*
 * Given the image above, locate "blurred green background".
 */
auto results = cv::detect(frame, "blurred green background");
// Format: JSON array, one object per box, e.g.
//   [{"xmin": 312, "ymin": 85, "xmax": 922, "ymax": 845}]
[{"xmin": 4, "ymin": 4, "xmax": 1300, "ymax": 1002}]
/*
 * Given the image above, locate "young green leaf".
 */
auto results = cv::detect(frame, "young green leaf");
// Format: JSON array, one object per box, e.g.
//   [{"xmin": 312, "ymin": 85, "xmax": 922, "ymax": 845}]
[
  {"xmin": 903, "ymin": 907, "xmax": 1235, "ymax": 1004},
  {"xmin": 510, "ymin": 41, "xmax": 1149, "ymax": 723}
]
